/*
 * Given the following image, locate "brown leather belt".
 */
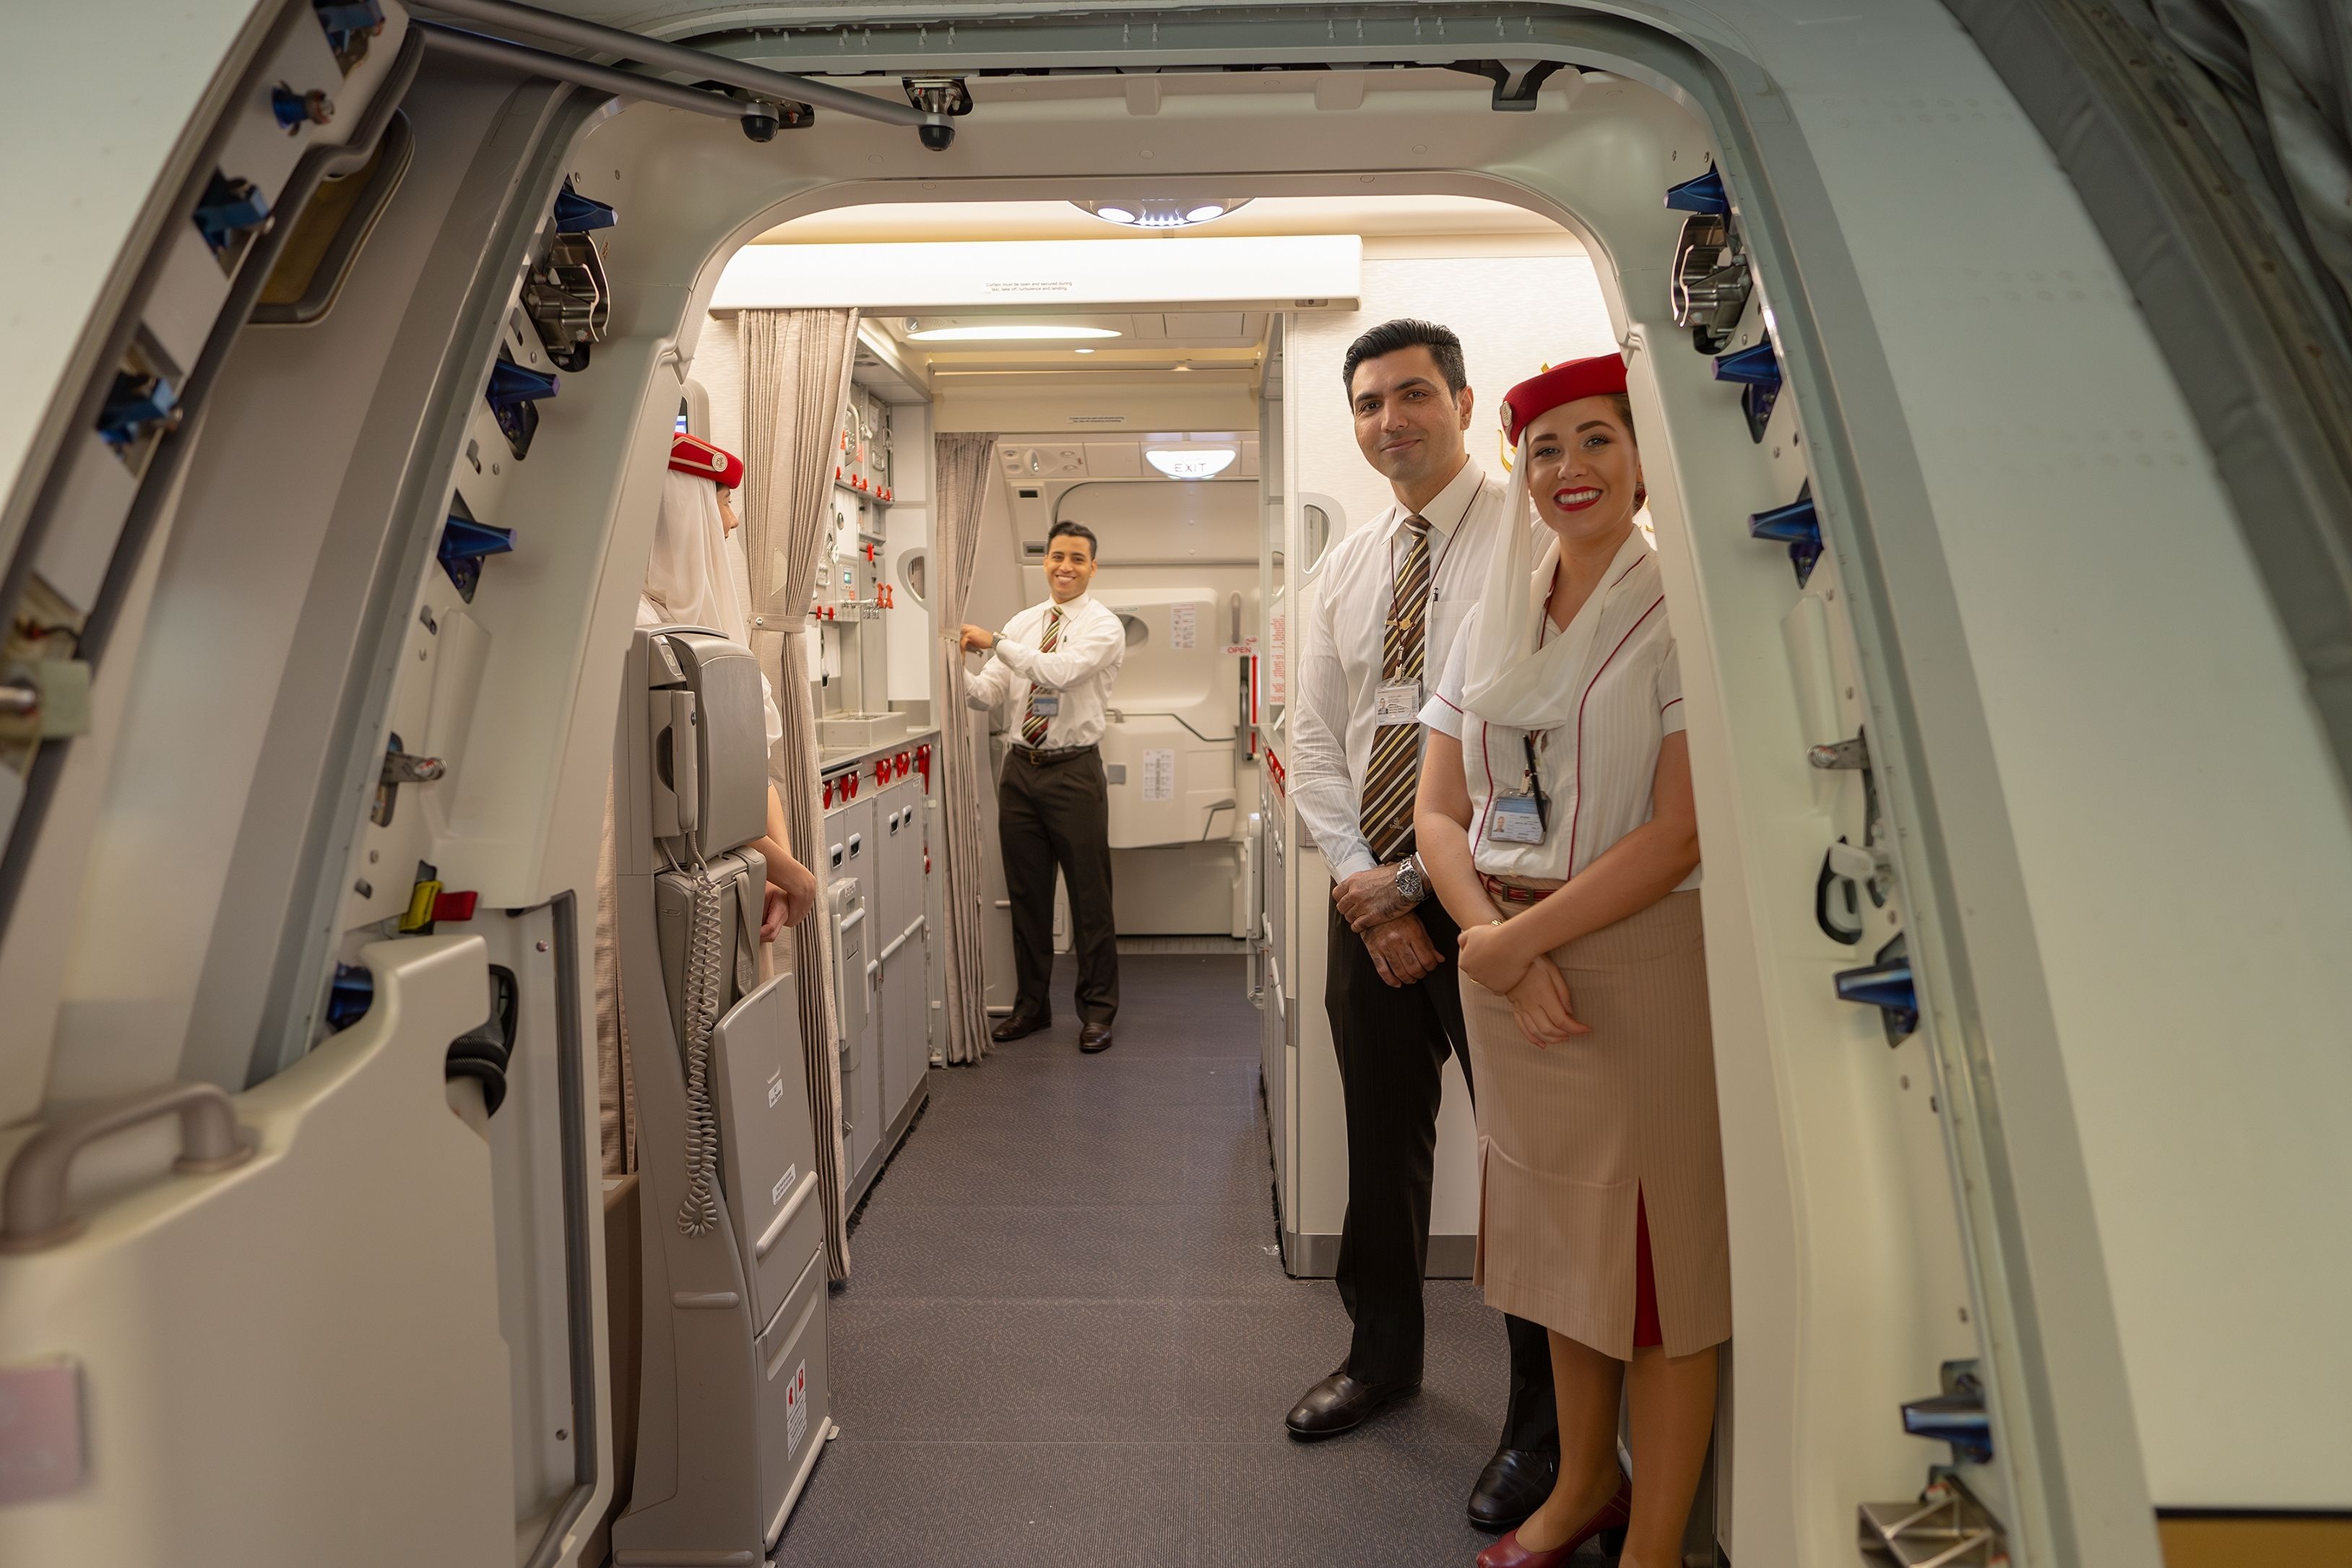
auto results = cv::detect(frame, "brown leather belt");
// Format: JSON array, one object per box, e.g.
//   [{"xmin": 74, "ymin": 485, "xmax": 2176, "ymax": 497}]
[
  {"xmin": 1481, "ymin": 872, "xmax": 1563, "ymax": 909},
  {"xmin": 1007, "ymin": 742, "xmax": 1097, "ymax": 766}
]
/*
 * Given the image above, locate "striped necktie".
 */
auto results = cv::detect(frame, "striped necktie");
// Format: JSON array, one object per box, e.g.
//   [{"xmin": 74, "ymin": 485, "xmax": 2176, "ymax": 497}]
[
  {"xmin": 1021, "ymin": 605, "xmax": 1063, "ymax": 747},
  {"xmin": 1359, "ymin": 515, "xmax": 1431, "ymax": 863}
]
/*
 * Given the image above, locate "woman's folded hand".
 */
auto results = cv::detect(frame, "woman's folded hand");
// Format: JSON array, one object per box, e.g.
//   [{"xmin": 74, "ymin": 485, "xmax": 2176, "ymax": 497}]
[
  {"xmin": 1456, "ymin": 920, "xmax": 1531, "ymax": 995},
  {"xmin": 1507, "ymin": 959, "xmax": 1588, "ymax": 1047}
]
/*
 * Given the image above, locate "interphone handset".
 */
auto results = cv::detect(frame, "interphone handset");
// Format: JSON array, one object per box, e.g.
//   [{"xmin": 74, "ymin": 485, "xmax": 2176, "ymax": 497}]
[{"xmin": 652, "ymin": 689, "xmax": 701, "ymax": 839}]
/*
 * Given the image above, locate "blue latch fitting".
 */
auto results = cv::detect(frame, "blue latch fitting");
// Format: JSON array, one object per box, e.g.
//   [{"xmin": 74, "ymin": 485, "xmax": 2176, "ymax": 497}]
[
  {"xmin": 1711, "ymin": 340, "xmax": 1781, "ymax": 387},
  {"xmin": 554, "ymin": 187, "xmax": 618, "ymax": 234},
  {"xmin": 193, "ymin": 173, "xmax": 272, "ymax": 254},
  {"xmin": 1836, "ymin": 937, "xmax": 1918, "ymax": 1044},
  {"xmin": 272, "ymin": 83, "xmax": 334, "ymax": 132},
  {"xmin": 438, "ymin": 515, "xmax": 516, "ymax": 603},
  {"xmin": 1664, "ymin": 167, "xmax": 1729, "ymax": 216},
  {"xmin": 1748, "ymin": 483, "xmax": 1822, "ymax": 586},
  {"xmin": 327, "ymin": 962, "xmax": 375, "ymax": 1032},
  {"xmin": 485, "ymin": 356, "xmax": 558, "ymax": 459},
  {"xmin": 1902, "ymin": 1364, "xmax": 1994, "ymax": 1465},
  {"xmin": 96, "ymin": 372, "xmax": 180, "ymax": 451},
  {"xmin": 1712, "ymin": 340, "xmax": 1783, "ymax": 443},
  {"xmin": 485, "ymin": 358, "xmax": 560, "ymax": 409}
]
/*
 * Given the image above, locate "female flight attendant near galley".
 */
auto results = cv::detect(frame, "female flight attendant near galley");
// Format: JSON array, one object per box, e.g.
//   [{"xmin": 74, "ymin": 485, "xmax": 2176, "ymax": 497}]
[
  {"xmin": 638, "ymin": 433, "xmax": 818, "ymax": 942},
  {"xmin": 1414, "ymin": 355, "xmax": 1729, "ymax": 1568}
]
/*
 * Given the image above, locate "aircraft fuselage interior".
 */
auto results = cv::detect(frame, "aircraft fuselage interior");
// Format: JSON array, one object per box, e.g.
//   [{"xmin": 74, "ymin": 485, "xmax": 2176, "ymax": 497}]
[{"xmin": 4, "ymin": 2, "xmax": 2350, "ymax": 1566}]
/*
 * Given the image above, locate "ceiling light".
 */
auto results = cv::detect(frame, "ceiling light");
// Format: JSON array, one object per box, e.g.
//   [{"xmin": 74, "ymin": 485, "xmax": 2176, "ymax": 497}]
[
  {"xmin": 905, "ymin": 324, "xmax": 1123, "ymax": 342},
  {"xmin": 1071, "ymin": 198, "xmax": 1253, "ymax": 230},
  {"xmin": 1147, "ymin": 447, "xmax": 1237, "ymax": 480},
  {"xmin": 1075, "ymin": 347, "xmax": 1096, "ymax": 354}
]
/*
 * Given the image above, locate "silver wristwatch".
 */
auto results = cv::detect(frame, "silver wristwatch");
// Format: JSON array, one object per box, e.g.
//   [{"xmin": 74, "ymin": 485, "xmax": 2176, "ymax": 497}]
[{"xmin": 1393, "ymin": 854, "xmax": 1428, "ymax": 905}]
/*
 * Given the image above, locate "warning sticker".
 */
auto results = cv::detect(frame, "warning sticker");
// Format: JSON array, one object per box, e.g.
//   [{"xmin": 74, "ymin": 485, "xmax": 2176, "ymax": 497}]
[
  {"xmin": 1170, "ymin": 603, "xmax": 1197, "ymax": 651},
  {"xmin": 773, "ymin": 1164, "xmax": 798, "ymax": 1206},
  {"xmin": 1142, "ymin": 748, "xmax": 1175, "ymax": 802},
  {"xmin": 785, "ymin": 1361, "xmax": 808, "ymax": 1455}
]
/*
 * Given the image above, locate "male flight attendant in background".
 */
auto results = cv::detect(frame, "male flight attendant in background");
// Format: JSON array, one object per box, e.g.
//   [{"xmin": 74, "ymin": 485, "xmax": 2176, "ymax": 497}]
[
  {"xmin": 963, "ymin": 520, "xmax": 1126, "ymax": 1053},
  {"xmin": 1284, "ymin": 321, "xmax": 1562, "ymax": 1531}
]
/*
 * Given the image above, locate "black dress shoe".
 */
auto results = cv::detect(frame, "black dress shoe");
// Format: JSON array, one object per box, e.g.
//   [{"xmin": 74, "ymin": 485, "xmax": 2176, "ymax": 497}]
[
  {"xmin": 1466, "ymin": 1446, "xmax": 1561, "ymax": 1533},
  {"xmin": 1283, "ymin": 1369, "xmax": 1419, "ymax": 1439},
  {"xmin": 990, "ymin": 1013, "xmax": 1050, "ymax": 1042},
  {"xmin": 1078, "ymin": 1022, "xmax": 1114, "ymax": 1053}
]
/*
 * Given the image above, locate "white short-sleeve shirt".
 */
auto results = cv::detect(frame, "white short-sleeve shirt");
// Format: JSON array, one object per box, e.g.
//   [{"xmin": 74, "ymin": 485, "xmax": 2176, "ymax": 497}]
[{"xmin": 1422, "ymin": 537, "xmax": 1695, "ymax": 887}]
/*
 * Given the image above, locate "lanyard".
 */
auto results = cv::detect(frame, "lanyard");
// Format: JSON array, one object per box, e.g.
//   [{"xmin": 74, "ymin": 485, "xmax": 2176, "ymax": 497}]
[{"xmin": 1383, "ymin": 485, "xmax": 1474, "ymax": 631}]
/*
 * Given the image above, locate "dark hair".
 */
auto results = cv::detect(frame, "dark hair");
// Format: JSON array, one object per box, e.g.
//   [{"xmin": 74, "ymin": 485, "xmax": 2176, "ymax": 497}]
[
  {"xmin": 1342, "ymin": 319, "xmax": 1468, "ymax": 400},
  {"xmin": 1046, "ymin": 519, "xmax": 1098, "ymax": 558}
]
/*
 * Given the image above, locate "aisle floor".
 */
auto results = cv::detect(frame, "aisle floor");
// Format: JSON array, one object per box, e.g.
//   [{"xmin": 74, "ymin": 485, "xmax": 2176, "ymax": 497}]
[{"xmin": 769, "ymin": 954, "xmax": 1523, "ymax": 1567}]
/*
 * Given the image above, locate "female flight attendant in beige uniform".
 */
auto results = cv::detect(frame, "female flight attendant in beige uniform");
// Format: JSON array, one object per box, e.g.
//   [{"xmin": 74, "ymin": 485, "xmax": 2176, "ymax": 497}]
[{"xmin": 1415, "ymin": 355, "xmax": 1729, "ymax": 1568}]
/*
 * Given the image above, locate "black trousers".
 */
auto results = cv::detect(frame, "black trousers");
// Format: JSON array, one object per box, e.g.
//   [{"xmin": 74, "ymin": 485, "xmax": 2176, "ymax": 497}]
[
  {"xmin": 1326, "ymin": 897, "xmax": 1559, "ymax": 1452},
  {"xmin": 998, "ymin": 746, "xmax": 1119, "ymax": 1025}
]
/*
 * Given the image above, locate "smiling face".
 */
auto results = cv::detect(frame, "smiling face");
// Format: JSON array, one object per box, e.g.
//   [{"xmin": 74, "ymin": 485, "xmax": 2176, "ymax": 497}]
[
  {"xmin": 1525, "ymin": 395, "xmax": 1643, "ymax": 548},
  {"xmin": 1042, "ymin": 529, "xmax": 1097, "ymax": 602},
  {"xmin": 1349, "ymin": 347, "xmax": 1474, "ymax": 503}
]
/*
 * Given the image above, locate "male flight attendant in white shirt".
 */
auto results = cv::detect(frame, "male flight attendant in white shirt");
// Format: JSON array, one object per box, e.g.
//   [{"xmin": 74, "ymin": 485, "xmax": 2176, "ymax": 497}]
[
  {"xmin": 1282, "ymin": 320, "xmax": 1562, "ymax": 1533},
  {"xmin": 962, "ymin": 520, "xmax": 1128, "ymax": 1053}
]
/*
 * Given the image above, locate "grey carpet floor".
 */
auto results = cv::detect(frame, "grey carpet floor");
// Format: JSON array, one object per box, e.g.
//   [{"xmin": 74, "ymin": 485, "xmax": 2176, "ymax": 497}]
[{"xmin": 769, "ymin": 953, "xmax": 1519, "ymax": 1568}]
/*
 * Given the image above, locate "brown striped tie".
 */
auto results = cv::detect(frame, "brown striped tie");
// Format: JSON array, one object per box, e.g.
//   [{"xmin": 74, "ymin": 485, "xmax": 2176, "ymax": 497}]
[
  {"xmin": 1021, "ymin": 606, "xmax": 1063, "ymax": 747},
  {"xmin": 1359, "ymin": 515, "xmax": 1430, "ymax": 862}
]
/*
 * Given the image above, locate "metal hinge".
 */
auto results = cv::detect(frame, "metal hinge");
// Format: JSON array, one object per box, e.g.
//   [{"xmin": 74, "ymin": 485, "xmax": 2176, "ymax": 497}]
[
  {"xmin": 0, "ymin": 659, "xmax": 94, "ymax": 740},
  {"xmin": 380, "ymin": 747, "xmax": 446, "ymax": 786}
]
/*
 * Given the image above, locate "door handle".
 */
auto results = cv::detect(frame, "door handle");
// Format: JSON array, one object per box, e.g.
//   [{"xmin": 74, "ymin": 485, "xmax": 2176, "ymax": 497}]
[{"xmin": 0, "ymin": 1081, "xmax": 258, "ymax": 1252}]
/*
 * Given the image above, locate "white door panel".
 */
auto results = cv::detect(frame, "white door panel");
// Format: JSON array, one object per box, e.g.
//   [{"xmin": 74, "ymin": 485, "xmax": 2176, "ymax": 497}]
[{"xmin": 0, "ymin": 935, "xmax": 513, "ymax": 1567}]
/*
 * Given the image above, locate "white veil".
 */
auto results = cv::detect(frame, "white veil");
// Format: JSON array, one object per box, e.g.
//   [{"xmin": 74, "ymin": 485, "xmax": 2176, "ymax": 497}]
[{"xmin": 641, "ymin": 467, "xmax": 783, "ymax": 748}]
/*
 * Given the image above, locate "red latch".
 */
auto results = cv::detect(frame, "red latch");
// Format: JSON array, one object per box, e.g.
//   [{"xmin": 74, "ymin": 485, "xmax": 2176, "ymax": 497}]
[
  {"xmin": 915, "ymin": 742, "xmax": 932, "ymax": 792},
  {"xmin": 431, "ymin": 889, "xmax": 479, "ymax": 923}
]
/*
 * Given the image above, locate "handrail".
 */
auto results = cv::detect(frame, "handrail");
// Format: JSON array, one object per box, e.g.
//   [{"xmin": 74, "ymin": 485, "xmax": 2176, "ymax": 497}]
[
  {"xmin": 876, "ymin": 914, "xmax": 925, "ymax": 967},
  {"xmin": 418, "ymin": 24, "xmax": 758, "ymax": 124},
  {"xmin": 414, "ymin": 0, "xmax": 943, "ymax": 132},
  {"xmin": 0, "ymin": 1081, "xmax": 258, "ymax": 1253}
]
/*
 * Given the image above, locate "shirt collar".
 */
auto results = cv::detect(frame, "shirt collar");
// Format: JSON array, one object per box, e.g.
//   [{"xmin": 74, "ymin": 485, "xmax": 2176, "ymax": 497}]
[
  {"xmin": 1043, "ymin": 590, "xmax": 1091, "ymax": 618},
  {"xmin": 1392, "ymin": 455, "xmax": 1486, "ymax": 542}
]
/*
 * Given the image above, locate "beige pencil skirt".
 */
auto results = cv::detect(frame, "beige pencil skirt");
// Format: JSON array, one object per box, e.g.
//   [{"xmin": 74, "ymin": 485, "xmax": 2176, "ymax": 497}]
[{"xmin": 1463, "ymin": 888, "xmax": 1731, "ymax": 1360}]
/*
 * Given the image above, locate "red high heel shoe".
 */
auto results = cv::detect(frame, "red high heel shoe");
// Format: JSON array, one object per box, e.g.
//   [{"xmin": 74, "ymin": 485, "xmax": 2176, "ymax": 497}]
[{"xmin": 1473, "ymin": 1472, "xmax": 1631, "ymax": 1567}]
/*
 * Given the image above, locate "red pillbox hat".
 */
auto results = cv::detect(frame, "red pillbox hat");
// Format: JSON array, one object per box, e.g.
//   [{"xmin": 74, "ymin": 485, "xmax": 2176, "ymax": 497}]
[
  {"xmin": 1499, "ymin": 354, "xmax": 1629, "ymax": 446},
  {"xmin": 669, "ymin": 432, "xmax": 745, "ymax": 490}
]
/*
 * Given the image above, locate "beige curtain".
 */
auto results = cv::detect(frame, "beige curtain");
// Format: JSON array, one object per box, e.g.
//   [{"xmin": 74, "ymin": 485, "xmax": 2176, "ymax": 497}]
[
  {"xmin": 933, "ymin": 433, "xmax": 1000, "ymax": 1067},
  {"xmin": 738, "ymin": 308, "xmax": 860, "ymax": 1279}
]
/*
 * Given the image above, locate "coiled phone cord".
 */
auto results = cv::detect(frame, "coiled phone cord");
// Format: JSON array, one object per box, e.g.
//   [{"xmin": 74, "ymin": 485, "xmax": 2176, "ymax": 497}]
[{"xmin": 675, "ymin": 846, "xmax": 727, "ymax": 1237}]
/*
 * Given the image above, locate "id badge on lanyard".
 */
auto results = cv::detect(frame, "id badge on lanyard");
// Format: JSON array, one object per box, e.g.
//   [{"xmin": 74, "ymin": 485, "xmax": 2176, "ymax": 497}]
[
  {"xmin": 1374, "ymin": 680, "xmax": 1422, "ymax": 726},
  {"xmin": 1490, "ymin": 732, "xmax": 1550, "ymax": 845},
  {"xmin": 1029, "ymin": 690, "xmax": 1062, "ymax": 717}
]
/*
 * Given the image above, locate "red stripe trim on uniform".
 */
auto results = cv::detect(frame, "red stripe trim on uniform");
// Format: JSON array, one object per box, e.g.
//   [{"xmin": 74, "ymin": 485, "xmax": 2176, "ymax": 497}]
[
  {"xmin": 1659, "ymin": 696, "xmax": 1683, "ymax": 714},
  {"xmin": 1568, "ymin": 594, "xmax": 1666, "ymax": 878},
  {"xmin": 1434, "ymin": 693, "xmax": 1462, "ymax": 714},
  {"xmin": 1473, "ymin": 721, "xmax": 1499, "ymax": 857}
]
